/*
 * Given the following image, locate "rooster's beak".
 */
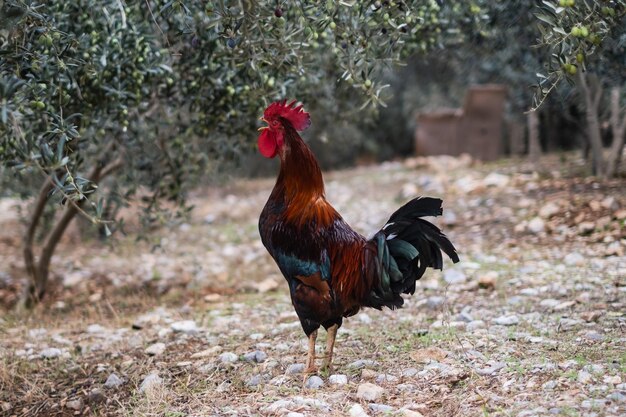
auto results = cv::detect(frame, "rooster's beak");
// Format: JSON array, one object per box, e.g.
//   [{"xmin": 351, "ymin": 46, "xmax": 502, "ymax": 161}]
[{"xmin": 258, "ymin": 117, "xmax": 269, "ymax": 131}]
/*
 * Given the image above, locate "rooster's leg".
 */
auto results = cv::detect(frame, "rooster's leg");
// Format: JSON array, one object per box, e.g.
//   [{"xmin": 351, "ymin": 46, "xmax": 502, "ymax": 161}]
[
  {"xmin": 304, "ymin": 330, "xmax": 318, "ymax": 377},
  {"xmin": 321, "ymin": 324, "xmax": 338, "ymax": 372}
]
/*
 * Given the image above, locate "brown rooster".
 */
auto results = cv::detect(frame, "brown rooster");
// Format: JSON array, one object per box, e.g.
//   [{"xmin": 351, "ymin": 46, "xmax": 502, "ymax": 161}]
[{"xmin": 258, "ymin": 100, "xmax": 459, "ymax": 375}]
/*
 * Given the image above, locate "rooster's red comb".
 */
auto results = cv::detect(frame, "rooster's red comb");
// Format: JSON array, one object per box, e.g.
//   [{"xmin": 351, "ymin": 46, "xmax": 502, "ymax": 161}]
[{"xmin": 263, "ymin": 99, "xmax": 311, "ymax": 131}]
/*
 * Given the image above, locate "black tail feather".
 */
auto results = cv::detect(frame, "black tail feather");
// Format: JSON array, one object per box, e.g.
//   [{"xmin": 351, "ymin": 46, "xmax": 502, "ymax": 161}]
[{"xmin": 364, "ymin": 196, "xmax": 459, "ymax": 309}]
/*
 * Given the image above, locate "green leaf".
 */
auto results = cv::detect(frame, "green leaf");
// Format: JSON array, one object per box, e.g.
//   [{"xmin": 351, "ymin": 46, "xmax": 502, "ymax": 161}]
[{"xmin": 535, "ymin": 14, "xmax": 555, "ymax": 26}]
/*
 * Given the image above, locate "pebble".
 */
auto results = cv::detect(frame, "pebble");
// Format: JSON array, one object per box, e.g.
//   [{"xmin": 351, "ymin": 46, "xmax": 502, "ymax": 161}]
[
  {"xmin": 357, "ymin": 383, "xmax": 385, "ymax": 402},
  {"xmin": 286, "ymin": 363, "xmax": 304, "ymax": 374},
  {"xmin": 104, "ymin": 373, "xmax": 124, "ymax": 389},
  {"xmin": 139, "ymin": 373, "xmax": 163, "ymax": 394},
  {"xmin": 286, "ymin": 413, "xmax": 305, "ymax": 417},
  {"xmin": 603, "ymin": 375, "xmax": 621, "ymax": 385},
  {"xmin": 329, "ymin": 374, "xmax": 348, "ymax": 385},
  {"xmin": 348, "ymin": 359, "xmax": 379, "ymax": 369},
  {"xmin": 66, "ymin": 399, "xmax": 83, "ymax": 411},
  {"xmin": 1, "ymin": 403, "xmax": 11, "ymax": 413},
  {"xmin": 375, "ymin": 373, "xmax": 398, "ymax": 384},
  {"xmin": 581, "ymin": 399, "xmax": 606, "ymax": 409},
  {"xmin": 305, "ymin": 375, "xmax": 324, "ymax": 389},
  {"xmin": 527, "ymin": 217, "xmax": 545, "ymax": 234},
  {"xmin": 584, "ymin": 331, "xmax": 605, "ymax": 342},
  {"xmin": 358, "ymin": 313, "xmax": 373, "ymax": 324},
  {"xmin": 401, "ymin": 368, "xmax": 419, "ymax": 378},
  {"xmin": 145, "ymin": 342, "xmax": 166, "ymax": 356},
  {"xmin": 475, "ymin": 362, "xmax": 506, "ymax": 375},
  {"xmin": 40, "ymin": 347, "xmax": 64, "ymax": 359},
  {"xmin": 564, "ymin": 252, "xmax": 585, "ymax": 266},
  {"xmin": 493, "ymin": 315, "xmax": 519, "ymax": 326},
  {"xmin": 246, "ymin": 374, "xmax": 263, "ymax": 387},
  {"xmin": 170, "ymin": 320, "xmax": 199, "ymax": 335},
  {"xmin": 607, "ymin": 392, "xmax": 626, "ymax": 403},
  {"xmin": 87, "ymin": 324, "xmax": 107, "ymax": 334},
  {"xmin": 539, "ymin": 299, "xmax": 561, "ymax": 309},
  {"xmin": 466, "ymin": 320, "xmax": 485, "ymax": 331},
  {"xmin": 443, "ymin": 268, "xmax": 466, "ymax": 284},
  {"xmin": 539, "ymin": 202, "xmax": 560, "ymax": 218},
  {"xmin": 88, "ymin": 388, "xmax": 106, "ymax": 404},
  {"xmin": 369, "ymin": 403, "xmax": 394, "ymax": 413},
  {"xmin": 349, "ymin": 403, "xmax": 370, "ymax": 417},
  {"xmin": 219, "ymin": 352, "xmax": 238, "ymax": 363},
  {"xmin": 578, "ymin": 370, "xmax": 593, "ymax": 384},
  {"xmin": 242, "ymin": 350, "xmax": 267, "ymax": 363},
  {"xmin": 542, "ymin": 380, "xmax": 558, "ymax": 390},
  {"xmin": 425, "ymin": 296, "xmax": 445, "ymax": 309}
]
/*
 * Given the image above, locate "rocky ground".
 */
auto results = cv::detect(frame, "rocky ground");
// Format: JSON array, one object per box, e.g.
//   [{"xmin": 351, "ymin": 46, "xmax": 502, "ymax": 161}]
[{"xmin": 0, "ymin": 153, "xmax": 625, "ymax": 417}]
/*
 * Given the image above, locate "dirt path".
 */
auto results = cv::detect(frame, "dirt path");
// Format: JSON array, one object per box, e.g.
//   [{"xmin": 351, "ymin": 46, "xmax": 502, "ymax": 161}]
[{"xmin": 0, "ymin": 154, "xmax": 625, "ymax": 416}]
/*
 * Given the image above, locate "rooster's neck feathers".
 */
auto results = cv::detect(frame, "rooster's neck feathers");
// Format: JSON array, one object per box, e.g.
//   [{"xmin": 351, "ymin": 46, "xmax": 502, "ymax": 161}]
[{"xmin": 272, "ymin": 123, "xmax": 338, "ymax": 228}]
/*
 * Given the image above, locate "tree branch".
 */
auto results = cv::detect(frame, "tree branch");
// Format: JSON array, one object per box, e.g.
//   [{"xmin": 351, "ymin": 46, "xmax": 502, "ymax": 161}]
[{"xmin": 22, "ymin": 177, "xmax": 54, "ymax": 299}]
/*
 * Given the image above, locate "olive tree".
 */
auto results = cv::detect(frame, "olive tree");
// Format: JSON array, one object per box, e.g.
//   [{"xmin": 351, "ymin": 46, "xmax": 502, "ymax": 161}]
[
  {"xmin": 1, "ymin": 0, "xmax": 485, "ymax": 308},
  {"xmin": 535, "ymin": 0, "xmax": 626, "ymax": 177}
]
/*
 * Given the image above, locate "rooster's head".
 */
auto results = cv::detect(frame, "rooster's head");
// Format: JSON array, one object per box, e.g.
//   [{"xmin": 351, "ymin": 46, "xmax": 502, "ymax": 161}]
[{"xmin": 258, "ymin": 99, "xmax": 310, "ymax": 158}]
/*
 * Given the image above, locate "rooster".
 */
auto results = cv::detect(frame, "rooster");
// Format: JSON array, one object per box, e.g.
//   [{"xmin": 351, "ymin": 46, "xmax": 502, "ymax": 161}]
[{"xmin": 258, "ymin": 100, "xmax": 459, "ymax": 375}]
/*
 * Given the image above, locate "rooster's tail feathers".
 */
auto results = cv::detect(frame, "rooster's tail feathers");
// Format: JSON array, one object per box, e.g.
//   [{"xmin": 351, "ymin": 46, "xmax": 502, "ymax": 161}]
[{"xmin": 364, "ymin": 197, "xmax": 459, "ymax": 310}]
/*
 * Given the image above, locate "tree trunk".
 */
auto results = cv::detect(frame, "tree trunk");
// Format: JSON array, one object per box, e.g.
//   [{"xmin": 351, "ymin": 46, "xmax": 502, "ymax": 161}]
[
  {"xmin": 606, "ymin": 87, "xmax": 626, "ymax": 178},
  {"xmin": 577, "ymin": 72, "xmax": 605, "ymax": 176},
  {"xmin": 21, "ymin": 154, "xmax": 123, "ymax": 309},
  {"xmin": 527, "ymin": 110, "xmax": 541, "ymax": 165},
  {"xmin": 23, "ymin": 178, "xmax": 55, "ymax": 307}
]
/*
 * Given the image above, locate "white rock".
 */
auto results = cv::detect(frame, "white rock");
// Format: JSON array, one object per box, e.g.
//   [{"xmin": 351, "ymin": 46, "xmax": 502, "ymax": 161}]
[
  {"xmin": 601, "ymin": 196, "xmax": 617, "ymax": 210},
  {"xmin": 87, "ymin": 324, "xmax": 107, "ymax": 334},
  {"xmin": 467, "ymin": 320, "xmax": 485, "ymax": 331},
  {"xmin": 527, "ymin": 217, "xmax": 545, "ymax": 234},
  {"xmin": 542, "ymin": 380, "xmax": 558, "ymax": 390},
  {"xmin": 246, "ymin": 374, "xmax": 263, "ymax": 387},
  {"xmin": 329, "ymin": 374, "xmax": 348, "ymax": 385},
  {"xmin": 170, "ymin": 320, "xmax": 199, "ymax": 335},
  {"xmin": 475, "ymin": 362, "xmax": 506, "ymax": 375},
  {"xmin": 145, "ymin": 342, "xmax": 166, "ymax": 356},
  {"xmin": 564, "ymin": 252, "xmax": 585, "ymax": 266},
  {"xmin": 349, "ymin": 403, "xmax": 370, "ymax": 417},
  {"xmin": 104, "ymin": 373, "xmax": 123, "ymax": 389},
  {"xmin": 139, "ymin": 372, "xmax": 163, "ymax": 394},
  {"xmin": 357, "ymin": 382, "xmax": 385, "ymax": 402},
  {"xmin": 254, "ymin": 278, "xmax": 279, "ymax": 293},
  {"xmin": 483, "ymin": 172, "xmax": 510, "ymax": 187},
  {"xmin": 443, "ymin": 268, "xmax": 466, "ymax": 284},
  {"xmin": 287, "ymin": 413, "xmax": 305, "ymax": 417},
  {"xmin": 358, "ymin": 313, "xmax": 373, "ymax": 324},
  {"xmin": 603, "ymin": 375, "xmax": 621, "ymax": 385},
  {"xmin": 286, "ymin": 363, "xmax": 304, "ymax": 374},
  {"xmin": 581, "ymin": 399, "xmax": 606, "ymax": 409},
  {"xmin": 348, "ymin": 359, "xmax": 379, "ymax": 369},
  {"xmin": 40, "ymin": 348, "xmax": 63, "ymax": 359},
  {"xmin": 578, "ymin": 370, "xmax": 593, "ymax": 384},
  {"xmin": 493, "ymin": 315, "xmax": 519, "ymax": 326},
  {"xmin": 219, "ymin": 352, "xmax": 238, "ymax": 363},
  {"xmin": 539, "ymin": 202, "xmax": 560, "ymax": 218},
  {"xmin": 66, "ymin": 399, "xmax": 83, "ymax": 411},
  {"xmin": 369, "ymin": 404, "xmax": 394, "ymax": 414},
  {"xmin": 305, "ymin": 376, "xmax": 324, "ymax": 389},
  {"xmin": 243, "ymin": 350, "xmax": 267, "ymax": 363}
]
